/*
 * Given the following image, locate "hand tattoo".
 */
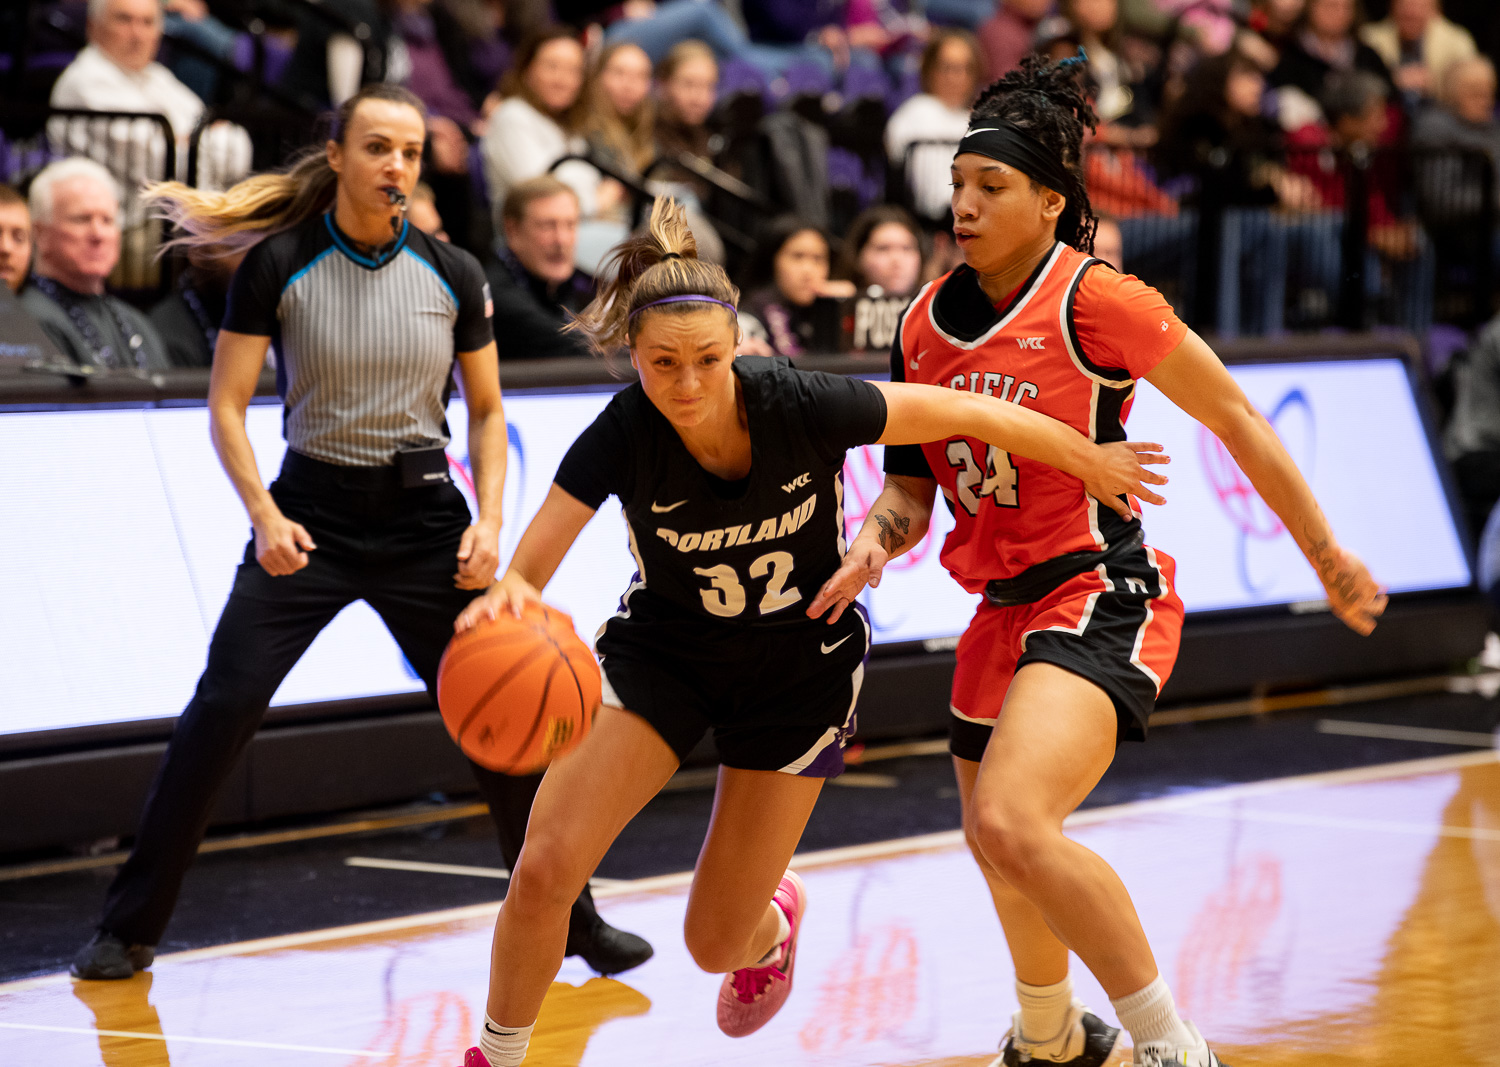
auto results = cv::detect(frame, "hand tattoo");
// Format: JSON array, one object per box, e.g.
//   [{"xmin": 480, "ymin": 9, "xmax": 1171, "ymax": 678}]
[{"xmin": 874, "ymin": 508, "xmax": 910, "ymax": 553}]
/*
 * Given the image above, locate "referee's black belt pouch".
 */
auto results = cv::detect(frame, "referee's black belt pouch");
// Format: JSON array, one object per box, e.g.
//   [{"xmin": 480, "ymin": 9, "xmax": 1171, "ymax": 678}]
[
  {"xmin": 282, "ymin": 449, "xmax": 405, "ymax": 491},
  {"xmin": 396, "ymin": 442, "xmax": 452, "ymax": 488},
  {"xmin": 984, "ymin": 527, "xmax": 1145, "ymax": 608}
]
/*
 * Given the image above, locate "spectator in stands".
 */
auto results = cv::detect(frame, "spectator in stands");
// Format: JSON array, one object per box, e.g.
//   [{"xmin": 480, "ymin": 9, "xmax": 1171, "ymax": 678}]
[
  {"xmin": 1048, "ymin": 0, "xmax": 1146, "ymax": 130},
  {"xmin": 406, "ymin": 181, "xmax": 451, "ymax": 240},
  {"xmin": 50, "ymin": 0, "xmax": 251, "ymax": 191},
  {"xmin": 978, "ymin": 0, "xmax": 1051, "ymax": 82},
  {"xmin": 1247, "ymin": 0, "xmax": 1307, "ymax": 53},
  {"xmin": 148, "ymin": 245, "xmax": 245, "ymax": 368},
  {"xmin": 1362, "ymin": 0, "xmax": 1477, "ymax": 103},
  {"xmin": 655, "ymin": 39, "xmax": 719, "ymax": 191},
  {"xmin": 740, "ymin": 0, "xmax": 879, "ymax": 82},
  {"xmin": 480, "ymin": 27, "xmax": 620, "ymax": 267},
  {"xmin": 585, "ymin": 42, "xmax": 657, "ymax": 180},
  {"xmin": 887, "ymin": 29, "xmax": 984, "ymax": 221},
  {"xmin": 391, "ymin": 0, "xmax": 487, "ymax": 137},
  {"xmin": 19, "ymin": 159, "xmax": 168, "ymax": 371},
  {"xmin": 483, "ymin": 176, "xmax": 596, "ymax": 360},
  {"xmin": 1413, "ymin": 55, "xmax": 1500, "ymax": 165},
  {"xmin": 1269, "ymin": 0, "xmax": 1394, "ymax": 121},
  {"xmin": 740, "ymin": 217, "xmax": 855, "ymax": 357},
  {"xmin": 0, "ymin": 185, "xmax": 32, "ymax": 295},
  {"xmin": 1157, "ymin": 49, "xmax": 1318, "ymax": 335},
  {"xmin": 278, "ymin": 0, "xmax": 390, "ymax": 111},
  {"xmin": 159, "ymin": 0, "xmax": 242, "ymax": 105},
  {"xmin": 1291, "ymin": 69, "xmax": 1435, "ymax": 331},
  {"xmin": 836, "ymin": 205, "xmax": 926, "ymax": 353},
  {"xmin": 553, "ymin": 0, "xmax": 753, "ymax": 66},
  {"xmin": 1092, "ymin": 214, "xmax": 1124, "ymax": 269}
]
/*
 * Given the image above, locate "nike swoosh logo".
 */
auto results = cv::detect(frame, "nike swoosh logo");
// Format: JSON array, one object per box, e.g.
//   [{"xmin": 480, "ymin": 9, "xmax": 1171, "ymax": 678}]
[
  {"xmin": 820, "ymin": 635, "xmax": 852, "ymax": 654},
  {"xmin": 484, "ymin": 1023, "xmax": 523, "ymax": 1036},
  {"xmin": 651, "ymin": 499, "xmax": 688, "ymax": 513}
]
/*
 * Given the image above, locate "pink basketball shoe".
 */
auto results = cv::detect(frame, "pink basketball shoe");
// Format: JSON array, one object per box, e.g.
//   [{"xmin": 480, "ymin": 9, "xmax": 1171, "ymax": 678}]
[
  {"xmin": 463, "ymin": 1048, "xmax": 492, "ymax": 1067},
  {"xmin": 715, "ymin": 870, "xmax": 807, "ymax": 1038}
]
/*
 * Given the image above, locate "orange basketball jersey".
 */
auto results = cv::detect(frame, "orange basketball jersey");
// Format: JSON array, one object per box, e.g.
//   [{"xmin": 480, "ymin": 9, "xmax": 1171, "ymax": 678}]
[{"xmin": 887, "ymin": 242, "xmax": 1188, "ymax": 591}]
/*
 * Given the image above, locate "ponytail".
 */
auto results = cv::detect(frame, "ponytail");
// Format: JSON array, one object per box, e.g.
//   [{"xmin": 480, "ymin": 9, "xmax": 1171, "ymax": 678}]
[
  {"xmin": 568, "ymin": 197, "xmax": 739, "ymax": 352},
  {"xmin": 147, "ymin": 83, "xmax": 428, "ymax": 255}
]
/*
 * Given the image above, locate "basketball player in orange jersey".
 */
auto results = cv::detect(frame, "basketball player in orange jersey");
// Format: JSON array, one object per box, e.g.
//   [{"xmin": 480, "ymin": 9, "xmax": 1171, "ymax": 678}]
[
  {"xmin": 813, "ymin": 55, "xmax": 1388, "ymax": 1067},
  {"xmin": 448, "ymin": 198, "xmax": 1172, "ymax": 1067}
]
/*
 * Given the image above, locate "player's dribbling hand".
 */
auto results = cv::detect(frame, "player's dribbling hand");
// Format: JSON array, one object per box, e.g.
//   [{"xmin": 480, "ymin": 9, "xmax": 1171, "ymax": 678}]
[
  {"xmin": 1313, "ymin": 543, "xmax": 1387, "ymax": 636},
  {"xmin": 252, "ymin": 508, "xmax": 316, "ymax": 576},
  {"xmin": 1084, "ymin": 441, "xmax": 1170, "ymax": 521},
  {"xmin": 454, "ymin": 519, "xmax": 501, "ymax": 589},
  {"xmin": 454, "ymin": 569, "xmax": 542, "ymax": 633},
  {"xmin": 807, "ymin": 537, "xmax": 889, "ymax": 624}
]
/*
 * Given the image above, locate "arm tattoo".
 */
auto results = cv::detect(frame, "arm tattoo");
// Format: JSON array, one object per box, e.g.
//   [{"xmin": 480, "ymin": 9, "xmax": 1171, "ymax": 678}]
[
  {"xmin": 874, "ymin": 508, "xmax": 911, "ymax": 553},
  {"xmin": 1304, "ymin": 527, "xmax": 1358, "ymax": 602}
]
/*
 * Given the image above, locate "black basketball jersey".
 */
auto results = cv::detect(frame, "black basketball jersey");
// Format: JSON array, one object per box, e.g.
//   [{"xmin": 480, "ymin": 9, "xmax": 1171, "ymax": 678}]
[{"xmin": 554, "ymin": 357, "xmax": 888, "ymax": 627}]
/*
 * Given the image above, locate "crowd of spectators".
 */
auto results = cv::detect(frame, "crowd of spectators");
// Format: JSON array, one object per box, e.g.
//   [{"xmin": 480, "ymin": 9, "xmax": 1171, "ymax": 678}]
[{"xmin": 5, "ymin": 0, "xmax": 1500, "ymax": 377}]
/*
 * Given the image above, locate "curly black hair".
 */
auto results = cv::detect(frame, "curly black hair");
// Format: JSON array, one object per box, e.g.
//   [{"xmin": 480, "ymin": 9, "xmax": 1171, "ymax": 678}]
[{"xmin": 969, "ymin": 53, "xmax": 1100, "ymax": 253}]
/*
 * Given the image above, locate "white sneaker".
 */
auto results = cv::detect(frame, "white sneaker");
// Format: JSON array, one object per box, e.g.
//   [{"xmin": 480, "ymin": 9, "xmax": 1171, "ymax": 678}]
[
  {"xmin": 1132, "ymin": 1022, "xmax": 1229, "ymax": 1067},
  {"xmin": 987, "ymin": 998, "xmax": 1121, "ymax": 1066}
]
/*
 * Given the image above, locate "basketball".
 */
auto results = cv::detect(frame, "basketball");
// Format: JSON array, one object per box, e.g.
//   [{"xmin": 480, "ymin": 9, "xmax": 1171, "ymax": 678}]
[{"xmin": 436, "ymin": 601, "xmax": 602, "ymax": 774}]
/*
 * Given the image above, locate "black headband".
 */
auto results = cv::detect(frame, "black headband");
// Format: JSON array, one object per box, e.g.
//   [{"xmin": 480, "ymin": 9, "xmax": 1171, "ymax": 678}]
[{"xmin": 955, "ymin": 122, "xmax": 1074, "ymax": 199}]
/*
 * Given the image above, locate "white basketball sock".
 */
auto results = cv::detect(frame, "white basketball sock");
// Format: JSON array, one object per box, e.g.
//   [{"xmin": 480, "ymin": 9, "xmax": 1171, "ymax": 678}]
[
  {"xmin": 478, "ymin": 1016, "xmax": 534, "ymax": 1066},
  {"xmin": 1016, "ymin": 975, "xmax": 1074, "ymax": 1045},
  {"xmin": 1110, "ymin": 976, "xmax": 1196, "ymax": 1050},
  {"xmin": 751, "ymin": 903, "xmax": 792, "ymax": 966}
]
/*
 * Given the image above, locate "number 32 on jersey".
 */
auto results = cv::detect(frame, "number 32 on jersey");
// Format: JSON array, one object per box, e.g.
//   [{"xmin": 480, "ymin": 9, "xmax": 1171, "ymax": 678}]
[
  {"xmin": 946, "ymin": 440, "xmax": 1019, "ymax": 514},
  {"xmin": 692, "ymin": 551, "xmax": 799, "ymax": 619}
]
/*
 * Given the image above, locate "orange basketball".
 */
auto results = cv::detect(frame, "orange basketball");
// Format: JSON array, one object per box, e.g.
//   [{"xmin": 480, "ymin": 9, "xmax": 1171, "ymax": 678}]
[{"xmin": 436, "ymin": 601, "xmax": 602, "ymax": 774}]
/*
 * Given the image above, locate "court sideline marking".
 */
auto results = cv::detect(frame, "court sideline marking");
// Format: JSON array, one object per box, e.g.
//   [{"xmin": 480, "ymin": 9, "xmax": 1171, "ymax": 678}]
[
  {"xmin": 1316, "ymin": 718, "xmax": 1498, "ymax": 747},
  {"xmin": 0, "ymin": 1021, "xmax": 391, "ymax": 1057}
]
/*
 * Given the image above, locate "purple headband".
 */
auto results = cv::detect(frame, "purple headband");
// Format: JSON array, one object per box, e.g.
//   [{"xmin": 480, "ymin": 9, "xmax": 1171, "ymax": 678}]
[{"xmin": 628, "ymin": 294, "xmax": 739, "ymax": 320}]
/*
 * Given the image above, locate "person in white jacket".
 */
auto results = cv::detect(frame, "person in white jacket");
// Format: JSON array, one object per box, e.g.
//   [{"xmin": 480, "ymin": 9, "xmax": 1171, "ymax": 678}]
[
  {"xmin": 50, "ymin": 0, "xmax": 251, "ymax": 190},
  {"xmin": 886, "ymin": 30, "xmax": 983, "ymax": 222},
  {"xmin": 50, "ymin": 0, "xmax": 251, "ymax": 287},
  {"xmin": 479, "ymin": 27, "xmax": 622, "ymax": 269}
]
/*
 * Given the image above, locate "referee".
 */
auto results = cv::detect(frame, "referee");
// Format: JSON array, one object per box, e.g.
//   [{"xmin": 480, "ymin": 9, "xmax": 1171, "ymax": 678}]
[{"xmin": 72, "ymin": 84, "xmax": 651, "ymax": 980}]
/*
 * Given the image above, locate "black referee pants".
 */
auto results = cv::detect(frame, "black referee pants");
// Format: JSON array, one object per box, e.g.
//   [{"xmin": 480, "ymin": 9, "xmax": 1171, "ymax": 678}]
[{"xmin": 99, "ymin": 453, "xmax": 598, "ymax": 946}]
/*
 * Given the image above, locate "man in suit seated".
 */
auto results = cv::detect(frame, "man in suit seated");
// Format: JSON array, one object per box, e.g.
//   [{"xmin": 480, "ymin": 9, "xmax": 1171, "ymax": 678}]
[
  {"xmin": 19, "ymin": 158, "xmax": 169, "ymax": 372},
  {"xmin": 484, "ymin": 177, "xmax": 596, "ymax": 361}
]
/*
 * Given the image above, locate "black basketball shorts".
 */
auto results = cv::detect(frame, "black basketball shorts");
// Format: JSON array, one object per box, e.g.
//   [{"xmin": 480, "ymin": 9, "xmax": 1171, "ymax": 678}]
[{"xmin": 595, "ymin": 600, "xmax": 871, "ymax": 778}]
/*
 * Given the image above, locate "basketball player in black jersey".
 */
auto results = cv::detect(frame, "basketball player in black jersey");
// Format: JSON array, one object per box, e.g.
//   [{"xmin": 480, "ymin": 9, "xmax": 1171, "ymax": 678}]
[{"xmin": 451, "ymin": 199, "xmax": 1172, "ymax": 1067}]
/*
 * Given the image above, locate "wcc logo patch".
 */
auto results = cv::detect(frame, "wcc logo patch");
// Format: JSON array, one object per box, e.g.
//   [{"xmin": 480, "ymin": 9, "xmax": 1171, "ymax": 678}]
[
  {"xmin": 782, "ymin": 472, "xmax": 811, "ymax": 493},
  {"xmin": 1015, "ymin": 336, "xmax": 1046, "ymax": 350}
]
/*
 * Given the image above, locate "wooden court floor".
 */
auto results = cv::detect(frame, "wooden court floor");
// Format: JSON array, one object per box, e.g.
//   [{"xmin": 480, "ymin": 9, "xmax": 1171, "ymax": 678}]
[{"xmin": 3, "ymin": 751, "xmax": 1499, "ymax": 1067}]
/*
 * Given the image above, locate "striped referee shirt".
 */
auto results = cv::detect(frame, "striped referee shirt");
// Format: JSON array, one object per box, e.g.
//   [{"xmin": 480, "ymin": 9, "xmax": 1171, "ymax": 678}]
[{"xmin": 223, "ymin": 213, "xmax": 493, "ymax": 466}]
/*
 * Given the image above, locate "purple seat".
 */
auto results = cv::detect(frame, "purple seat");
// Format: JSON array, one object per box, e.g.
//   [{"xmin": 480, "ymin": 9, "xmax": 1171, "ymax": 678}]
[
  {"xmin": 719, "ymin": 58, "xmax": 769, "ymax": 100},
  {"xmin": 840, "ymin": 62, "xmax": 889, "ymax": 104},
  {"xmin": 778, "ymin": 59, "xmax": 833, "ymax": 102}
]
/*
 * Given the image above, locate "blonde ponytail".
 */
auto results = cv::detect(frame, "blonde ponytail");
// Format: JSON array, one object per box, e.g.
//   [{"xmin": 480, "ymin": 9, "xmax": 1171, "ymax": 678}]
[
  {"xmin": 147, "ymin": 83, "xmax": 428, "ymax": 255},
  {"xmin": 569, "ymin": 197, "xmax": 738, "ymax": 352}
]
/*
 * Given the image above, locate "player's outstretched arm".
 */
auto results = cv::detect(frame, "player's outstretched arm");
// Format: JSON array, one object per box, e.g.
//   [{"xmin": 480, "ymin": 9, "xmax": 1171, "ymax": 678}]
[
  {"xmin": 809, "ymin": 474, "xmax": 937, "ymax": 624},
  {"xmin": 454, "ymin": 484, "xmax": 595, "ymax": 632},
  {"xmin": 872, "ymin": 380, "xmax": 1170, "ymax": 522},
  {"xmin": 1146, "ymin": 329, "xmax": 1387, "ymax": 635}
]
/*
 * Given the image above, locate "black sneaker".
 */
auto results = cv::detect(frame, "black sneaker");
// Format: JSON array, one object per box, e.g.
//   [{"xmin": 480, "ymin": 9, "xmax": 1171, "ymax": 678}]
[
  {"xmin": 565, "ymin": 917, "xmax": 654, "ymax": 976},
  {"xmin": 71, "ymin": 931, "xmax": 155, "ymax": 981},
  {"xmin": 992, "ymin": 1001, "xmax": 1120, "ymax": 1066}
]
